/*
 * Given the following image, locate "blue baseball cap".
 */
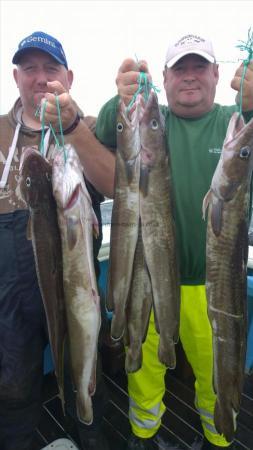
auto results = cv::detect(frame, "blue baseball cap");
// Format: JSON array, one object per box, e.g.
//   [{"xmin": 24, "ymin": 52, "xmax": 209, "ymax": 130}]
[{"xmin": 12, "ymin": 31, "xmax": 68, "ymax": 69}]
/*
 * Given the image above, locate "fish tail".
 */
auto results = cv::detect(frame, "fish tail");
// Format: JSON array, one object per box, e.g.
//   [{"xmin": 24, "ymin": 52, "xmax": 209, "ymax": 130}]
[
  {"xmin": 58, "ymin": 385, "xmax": 65, "ymax": 416},
  {"xmin": 110, "ymin": 312, "xmax": 126, "ymax": 341},
  {"xmin": 158, "ymin": 339, "xmax": 176, "ymax": 369},
  {"xmin": 76, "ymin": 392, "xmax": 93, "ymax": 425},
  {"xmin": 214, "ymin": 399, "xmax": 236, "ymax": 443}
]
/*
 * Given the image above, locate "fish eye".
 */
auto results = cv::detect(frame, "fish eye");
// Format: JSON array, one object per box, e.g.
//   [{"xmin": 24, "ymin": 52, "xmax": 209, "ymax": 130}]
[
  {"xmin": 239, "ymin": 146, "xmax": 251, "ymax": 159},
  {"xmin": 26, "ymin": 177, "xmax": 31, "ymax": 187},
  {"xmin": 151, "ymin": 119, "xmax": 158, "ymax": 130},
  {"xmin": 117, "ymin": 122, "xmax": 124, "ymax": 133}
]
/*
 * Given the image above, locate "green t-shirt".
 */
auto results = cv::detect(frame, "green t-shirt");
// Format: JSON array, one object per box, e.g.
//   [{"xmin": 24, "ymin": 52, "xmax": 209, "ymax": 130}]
[{"xmin": 96, "ymin": 96, "xmax": 253, "ymax": 285}]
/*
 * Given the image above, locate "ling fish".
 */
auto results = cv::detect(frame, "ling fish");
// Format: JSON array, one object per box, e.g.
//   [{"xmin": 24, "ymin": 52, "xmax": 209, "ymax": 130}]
[
  {"xmin": 203, "ymin": 112, "xmax": 253, "ymax": 442},
  {"xmin": 52, "ymin": 144, "xmax": 101, "ymax": 425},
  {"xmin": 19, "ymin": 147, "xmax": 66, "ymax": 408},
  {"xmin": 139, "ymin": 91, "xmax": 180, "ymax": 369},
  {"xmin": 106, "ymin": 96, "xmax": 143, "ymax": 340}
]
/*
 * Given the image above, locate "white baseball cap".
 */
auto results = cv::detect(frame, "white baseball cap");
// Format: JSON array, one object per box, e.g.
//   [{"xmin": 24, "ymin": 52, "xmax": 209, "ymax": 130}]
[{"xmin": 165, "ymin": 33, "xmax": 216, "ymax": 68}]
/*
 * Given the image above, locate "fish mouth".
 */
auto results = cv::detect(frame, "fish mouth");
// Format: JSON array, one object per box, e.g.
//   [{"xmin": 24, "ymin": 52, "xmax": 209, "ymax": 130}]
[
  {"xmin": 121, "ymin": 94, "xmax": 145, "ymax": 125},
  {"xmin": 20, "ymin": 147, "xmax": 41, "ymax": 171},
  {"xmin": 225, "ymin": 112, "xmax": 253, "ymax": 148},
  {"xmin": 65, "ymin": 183, "xmax": 80, "ymax": 210}
]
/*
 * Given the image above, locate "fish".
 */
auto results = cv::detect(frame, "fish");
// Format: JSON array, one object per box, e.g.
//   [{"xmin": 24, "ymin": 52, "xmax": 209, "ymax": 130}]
[
  {"xmin": 106, "ymin": 96, "xmax": 143, "ymax": 340},
  {"xmin": 124, "ymin": 223, "xmax": 153, "ymax": 373},
  {"xmin": 139, "ymin": 91, "xmax": 180, "ymax": 369},
  {"xmin": 52, "ymin": 144, "xmax": 101, "ymax": 425},
  {"xmin": 203, "ymin": 112, "xmax": 253, "ymax": 442},
  {"xmin": 19, "ymin": 147, "xmax": 66, "ymax": 408}
]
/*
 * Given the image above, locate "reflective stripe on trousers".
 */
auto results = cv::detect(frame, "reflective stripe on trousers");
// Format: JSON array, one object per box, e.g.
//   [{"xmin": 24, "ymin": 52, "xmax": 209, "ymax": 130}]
[
  {"xmin": 128, "ymin": 311, "xmax": 166, "ymax": 438},
  {"xmin": 127, "ymin": 285, "xmax": 232, "ymax": 446}
]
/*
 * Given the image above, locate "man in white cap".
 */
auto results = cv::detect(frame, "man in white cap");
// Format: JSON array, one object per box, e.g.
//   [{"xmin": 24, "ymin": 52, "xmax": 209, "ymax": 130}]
[
  {"xmin": 0, "ymin": 31, "xmax": 115, "ymax": 450},
  {"xmin": 94, "ymin": 33, "xmax": 253, "ymax": 450}
]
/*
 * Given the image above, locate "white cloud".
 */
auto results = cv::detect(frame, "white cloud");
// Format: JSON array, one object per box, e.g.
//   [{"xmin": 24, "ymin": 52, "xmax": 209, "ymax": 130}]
[{"xmin": 1, "ymin": 0, "xmax": 253, "ymax": 115}]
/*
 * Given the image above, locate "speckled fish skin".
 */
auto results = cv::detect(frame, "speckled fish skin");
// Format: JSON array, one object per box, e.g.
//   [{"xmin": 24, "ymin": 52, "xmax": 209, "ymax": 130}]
[
  {"xmin": 52, "ymin": 144, "xmax": 100, "ymax": 425},
  {"xmin": 139, "ymin": 92, "xmax": 180, "ymax": 369},
  {"xmin": 124, "ymin": 224, "xmax": 153, "ymax": 373},
  {"xmin": 19, "ymin": 147, "xmax": 66, "ymax": 408},
  {"xmin": 203, "ymin": 113, "xmax": 253, "ymax": 442},
  {"xmin": 106, "ymin": 97, "xmax": 143, "ymax": 340}
]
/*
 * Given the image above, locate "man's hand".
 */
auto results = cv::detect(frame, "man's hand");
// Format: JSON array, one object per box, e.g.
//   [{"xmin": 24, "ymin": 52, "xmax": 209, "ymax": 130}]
[
  {"xmin": 116, "ymin": 58, "xmax": 151, "ymax": 106},
  {"xmin": 41, "ymin": 80, "xmax": 78, "ymax": 130},
  {"xmin": 231, "ymin": 61, "xmax": 253, "ymax": 111}
]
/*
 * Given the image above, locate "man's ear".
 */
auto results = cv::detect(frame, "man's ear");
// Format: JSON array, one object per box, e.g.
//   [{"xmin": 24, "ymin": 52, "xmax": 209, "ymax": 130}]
[
  {"xmin": 214, "ymin": 63, "xmax": 219, "ymax": 85},
  {"xmin": 13, "ymin": 68, "xmax": 19, "ymax": 86},
  {"xmin": 163, "ymin": 67, "xmax": 167, "ymax": 87},
  {"xmin": 67, "ymin": 70, "xmax": 74, "ymax": 90}
]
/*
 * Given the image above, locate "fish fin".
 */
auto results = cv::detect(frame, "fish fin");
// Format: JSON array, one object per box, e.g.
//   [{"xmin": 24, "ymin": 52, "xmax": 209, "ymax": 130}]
[
  {"xmin": 123, "ymin": 325, "xmax": 130, "ymax": 347},
  {"xmin": 141, "ymin": 301, "xmax": 152, "ymax": 343},
  {"xmin": 202, "ymin": 189, "xmax": 212, "ymax": 220},
  {"xmin": 88, "ymin": 358, "xmax": 97, "ymax": 397},
  {"xmin": 125, "ymin": 346, "xmax": 143, "ymax": 373},
  {"xmin": 66, "ymin": 216, "xmax": 78, "ymax": 250},
  {"xmin": 92, "ymin": 208, "xmax": 99, "ymax": 238},
  {"xmin": 105, "ymin": 253, "xmax": 115, "ymax": 312},
  {"xmin": 58, "ymin": 335, "xmax": 66, "ymax": 415},
  {"xmin": 26, "ymin": 215, "xmax": 32, "ymax": 240},
  {"xmin": 105, "ymin": 277, "xmax": 114, "ymax": 312},
  {"xmin": 152, "ymin": 303, "xmax": 160, "ymax": 334},
  {"xmin": 139, "ymin": 166, "xmax": 150, "ymax": 197},
  {"xmin": 76, "ymin": 393, "xmax": 93, "ymax": 425},
  {"xmin": 214, "ymin": 399, "xmax": 236, "ymax": 443},
  {"xmin": 211, "ymin": 199, "xmax": 223, "ymax": 237},
  {"xmin": 173, "ymin": 321, "xmax": 180, "ymax": 345}
]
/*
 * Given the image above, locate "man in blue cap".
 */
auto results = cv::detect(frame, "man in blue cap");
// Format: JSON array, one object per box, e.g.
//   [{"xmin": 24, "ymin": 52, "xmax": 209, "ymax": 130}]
[{"xmin": 0, "ymin": 31, "xmax": 115, "ymax": 450}]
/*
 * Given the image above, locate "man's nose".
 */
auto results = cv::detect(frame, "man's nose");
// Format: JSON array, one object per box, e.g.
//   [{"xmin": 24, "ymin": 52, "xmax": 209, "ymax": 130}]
[
  {"xmin": 35, "ymin": 69, "xmax": 49, "ymax": 85},
  {"xmin": 183, "ymin": 69, "xmax": 196, "ymax": 81}
]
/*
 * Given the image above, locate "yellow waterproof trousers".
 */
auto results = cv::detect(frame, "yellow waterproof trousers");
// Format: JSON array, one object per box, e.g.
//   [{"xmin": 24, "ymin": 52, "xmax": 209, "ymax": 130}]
[{"xmin": 127, "ymin": 285, "xmax": 231, "ymax": 447}]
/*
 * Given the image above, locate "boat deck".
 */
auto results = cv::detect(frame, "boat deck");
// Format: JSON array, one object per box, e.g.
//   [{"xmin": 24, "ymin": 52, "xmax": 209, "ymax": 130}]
[{"xmin": 33, "ymin": 343, "xmax": 253, "ymax": 450}]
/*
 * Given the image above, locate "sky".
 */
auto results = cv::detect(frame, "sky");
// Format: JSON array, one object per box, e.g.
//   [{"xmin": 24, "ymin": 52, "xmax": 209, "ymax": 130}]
[{"xmin": 1, "ymin": 0, "xmax": 253, "ymax": 116}]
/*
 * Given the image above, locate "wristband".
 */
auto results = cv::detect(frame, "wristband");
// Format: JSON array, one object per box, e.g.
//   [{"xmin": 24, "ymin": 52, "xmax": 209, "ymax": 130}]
[{"xmin": 63, "ymin": 113, "xmax": 81, "ymax": 134}]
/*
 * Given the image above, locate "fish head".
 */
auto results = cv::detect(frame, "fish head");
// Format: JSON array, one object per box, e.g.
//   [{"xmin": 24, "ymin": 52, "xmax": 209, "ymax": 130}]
[
  {"xmin": 140, "ymin": 91, "xmax": 165, "ymax": 169},
  {"xmin": 19, "ymin": 147, "xmax": 52, "ymax": 209},
  {"xmin": 116, "ymin": 95, "xmax": 145, "ymax": 162},
  {"xmin": 52, "ymin": 144, "xmax": 84, "ymax": 211},
  {"xmin": 212, "ymin": 113, "xmax": 253, "ymax": 200}
]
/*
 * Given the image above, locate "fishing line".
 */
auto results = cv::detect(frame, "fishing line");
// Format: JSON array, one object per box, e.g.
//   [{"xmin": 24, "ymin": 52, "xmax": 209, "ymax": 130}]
[
  {"xmin": 55, "ymin": 95, "xmax": 65, "ymax": 148},
  {"xmin": 35, "ymin": 95, "xmax": 67, "ymax": 163},
  {"xmin": 126, "ymin": 71, "xmax": 160, "ymax": 114},
  {"xmin": 34, "ymin": 104, "xmax": 41, "ymax": 118},
  {"xmin": 49, "ymin": 122, "xmax": 61, "ymax": 148},
  {"xmin": 236, "ymin": 28, "xmax": 253, "ymax": 118},
  {"xmin": 39, "ymin": 99, "xmax": 47, "ymax": 157},
  {"xmin": 35, "ymin": 100, "xmax": 57, "ymax": 158},
  {"xmin": 55, "ymin": 95, "xmax": 67, "ymax": 163}
]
